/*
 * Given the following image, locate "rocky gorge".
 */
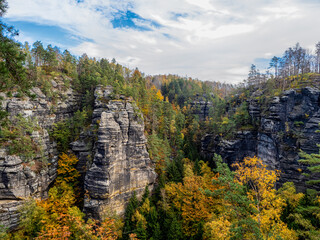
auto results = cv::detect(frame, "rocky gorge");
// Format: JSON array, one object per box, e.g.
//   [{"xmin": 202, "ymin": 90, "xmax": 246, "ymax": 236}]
[{"xmin": 1, "ymin": 76, "xmax": 320, "ymax": 231}]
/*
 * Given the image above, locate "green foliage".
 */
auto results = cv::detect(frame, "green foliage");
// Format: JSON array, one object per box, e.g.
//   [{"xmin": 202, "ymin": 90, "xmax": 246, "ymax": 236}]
[
  {"xmin": 0, "ymin": 225, "xmax": 9, "ymax": 240},
  {"xmin": 50, "ymin": 109, "xmax": 89, "ymax": 153},
  {"xmin": 166, "ymin": 156, "xmax": 184, "ymax": 183},
  {"xmin": 299, "ymin": 145, "xmax": 320, "ymax": 186},
  {"xmin": 135, "ymin": 220, "xmax": 147, "ymax": 240},
  {"xmin": 294, "ymin": 121, "xmax": 304, "ymax": 127},
  {"xmin": 6, "ymin": 9, "xmax": 320, "ymax": 240},
  {"xmin": 0, "ymin": 24, "xmax": 28, "ymax": 92},
  {"xmin": 0, "ymin": 115, "xmax": 43, "ymax": 162},
  {"xmin": 141, "ymin": 186, "xmax": 150, "ymax": 205},
  {"xmin": 161, "ymin": 78, "xmax": 203, "ymax": 108},
  {"xmin": 18, "ymin": 199, "xmax": 46, "ymax": 238},
  {"xmin": 123, "ymin": 192, "xmax": 139, "ymax": 240},
  {"xmin": 279, "ymin": 185, "xmax": 320, "ymax": 240},
  {"xmin": 147, "ymin": 134, "xmax": 171, "ymax": 174},
  {"xmin": 167, "ymin": 216, "xmax": 183, "ymax": 240}
]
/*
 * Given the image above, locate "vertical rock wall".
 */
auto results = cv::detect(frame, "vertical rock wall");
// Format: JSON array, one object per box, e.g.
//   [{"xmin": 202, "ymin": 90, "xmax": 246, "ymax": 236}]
[
  {"xmin": 201, "ymin": 87, "xmax": 320, "ymax": 191},
  {"xmin": 0, "ymin": 78, "xmax": 81, "ymax": 229},
  {"xmin": 76, "ymin": 86, "xmax": 156, "ymax": 219}
]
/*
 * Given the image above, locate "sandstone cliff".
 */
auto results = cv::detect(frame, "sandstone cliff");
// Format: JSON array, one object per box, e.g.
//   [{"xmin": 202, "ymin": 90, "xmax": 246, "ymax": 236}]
[
  {"xmin": 0, "ymin": 77, "xmax": 81, "ymax": 229},
  {"xmin": 72, "ymin": 86, "xmax": 156, "ymax": 219},
  {"xmin": 0, "ymin": 83, "xmax": 157, "ymax": 228},
  {"xmin": 202, "ymin": 87, "xmax": 320, "ymax": 191}
]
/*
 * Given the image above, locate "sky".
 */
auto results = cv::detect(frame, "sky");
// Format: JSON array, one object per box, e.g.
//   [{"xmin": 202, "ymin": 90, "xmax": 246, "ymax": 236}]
[{"xmin": 4, "ymin": 0, "xmax": 320, "ymax": 84}]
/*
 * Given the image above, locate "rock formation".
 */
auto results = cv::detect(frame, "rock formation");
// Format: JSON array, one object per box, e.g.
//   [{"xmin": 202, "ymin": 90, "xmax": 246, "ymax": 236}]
[
  {"xmin": 72, "ymin": 86, "xmax": 156, "ymax": 219},
  {"xmin": 190, "ymin": 94, "xmax": 213, "ymax": 121},
  {"xmin": 0, "ymin": 77, "xmax": 81, "ymax": 229},
  {"xmin": 0, "ymin": 83, "xmax": 157, "ymax": 228},
  {"xmin": 202, "ymin": 87, "xmax": 320, "ymax": 191}
]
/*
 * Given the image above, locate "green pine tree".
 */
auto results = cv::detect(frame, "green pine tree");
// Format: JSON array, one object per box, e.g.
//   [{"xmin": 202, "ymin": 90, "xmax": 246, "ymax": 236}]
[
  {"xmin": 135, "ymin": 220, "xmax": 147, "ymax": 240},
  {"xmin": 122, "ymin": 192, "xmax": 139, "ymax": 240},
  {"xmin": 299, "ymin": 144, "xmax": 320, "ymax": 186},
  {"xmin": 167, "ymin": 216, "xmax": 183, "ymax": 240},
  {"xmin": 141, "ymin": 185, "xmax": 150, "ymax": 204}
]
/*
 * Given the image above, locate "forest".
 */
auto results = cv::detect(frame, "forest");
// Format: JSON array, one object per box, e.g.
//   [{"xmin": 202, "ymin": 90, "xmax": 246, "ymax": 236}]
[{"xmin": 1, "ymin": 0, "xmax": 320, "ymax": 239}]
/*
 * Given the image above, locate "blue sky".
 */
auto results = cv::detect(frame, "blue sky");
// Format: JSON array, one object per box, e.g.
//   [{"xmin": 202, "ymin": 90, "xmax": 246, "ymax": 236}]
[
  {"xmin": 4, "ymin": 20, "xmax": 91, "ymax": 49},
  {"xmin": 4, "ymin": 0, "xmax": 320, "ymax": 83}
]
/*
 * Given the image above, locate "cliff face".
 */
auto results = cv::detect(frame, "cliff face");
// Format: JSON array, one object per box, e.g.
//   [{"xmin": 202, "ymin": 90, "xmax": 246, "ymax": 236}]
[
  {"xmin": 0, "ymin": 83, "xmax": 157, "ymax": 228},
  {"xmin": 73, "ymin": 86, "xmax": 156, "ymax": 219},
  {"xmin": 0, "ymin": 78, "xmax": 81, "ymax": 229},
  {"xmin": 190, "ymin": 95, "xmax": 213, "ymax": 121},
  {"xmin": 202, "ymin": 87, "xmax": 320, "ymax": 191}
]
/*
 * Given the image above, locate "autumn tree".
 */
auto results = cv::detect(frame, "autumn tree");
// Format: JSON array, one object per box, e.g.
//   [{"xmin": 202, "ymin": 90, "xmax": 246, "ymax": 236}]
[
  {"xmin": 165, "ymin": 160, "xmax": 220, "ymax": 238},
  {"xmin": 15, "ymin": 153, "xmax": 120, "ymax": 239},
  {"xmin": 56, "ymin": 153, "xmax": 80, "ymax": 188},
  {"xmin": 204, "ymin": 154, "xmax": 261, "ymax": 240},
  {"xmin": 234, "ymin": 156, "xmax": 297, "ymax": 240},
  {"xmin": 276, "ymin": 182, "xmax": 320, "ymax": 240}
]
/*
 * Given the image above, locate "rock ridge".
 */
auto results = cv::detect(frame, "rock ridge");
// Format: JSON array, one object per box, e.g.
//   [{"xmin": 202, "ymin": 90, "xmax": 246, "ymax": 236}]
[{"xmin": 201, "ymin": 87, "xmax": 320, "ymax": 191}]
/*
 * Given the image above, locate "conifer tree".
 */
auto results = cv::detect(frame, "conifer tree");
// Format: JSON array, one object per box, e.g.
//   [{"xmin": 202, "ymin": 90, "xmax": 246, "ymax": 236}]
[
  {"xmin": 167, "ymin": 216, "xmax": 183, "ymax": 240},
  {"xmin": 0, "ymin": 1, "xmax": 27, "ymax": 91},
  {"xmin": 141, "ymin": 185, "xmax": 150, "ymax": 204},
  {"xmin": 123, "ymin": 192, "xmax": 139, "ymax": 239},
  {"xmin": 135, "ymin": 220, "xmax": 147, "ymax": 240},
  {"xmin": 299, "ymin": 144, "xmax": 320, "ymax": 186}
]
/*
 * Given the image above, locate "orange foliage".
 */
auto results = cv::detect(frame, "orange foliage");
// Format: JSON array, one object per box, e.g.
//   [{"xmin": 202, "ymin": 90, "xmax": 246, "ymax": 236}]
[
  {"xmin": 56, "ymin": 153, "xmax": 80, "ymax": 185},
  {"xmin": 36, "ymin": 224, "xmax": 71, "ymax": 240}
]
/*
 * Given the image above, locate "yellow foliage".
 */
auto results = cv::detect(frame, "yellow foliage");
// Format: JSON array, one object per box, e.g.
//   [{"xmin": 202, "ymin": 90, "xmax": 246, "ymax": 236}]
[
  {"xmin": 203, "ymin": 216, "xmax": 231, "ymax": 240},
  {"xmin": 156, "ymin": 90, "xmax": 164, "ymax": 101},
  {"xmin": 132, "ymin": 210, "xmax": 147, "ymax": 228},
  {"xmin": 183, "ymin": 159, "xmax": 194, "ymax": 178},
  {"xmin": 170, "ymin": 119, "xmax": 176, "ymax": 135},
  {"xmin": 165, "ymin": 162, "xmax": 221, "ymax": 237},
  {"xmin": 222, "ymin": 117, "xmax": 229, "ymax": 125},
  {"xmin": 278, "ymin": 182, "xmax": 304, "ymax": 208},
  {"xmin": 56, "ymin": 153, "xmax": 80, "ymax": 185},
  {"xmin": 139, "ymin": 198, "xmax": 151, "ymax": 215},
  {"xmin": 234, "ymin": 156, "xmax": 298, "ymax": 240}
]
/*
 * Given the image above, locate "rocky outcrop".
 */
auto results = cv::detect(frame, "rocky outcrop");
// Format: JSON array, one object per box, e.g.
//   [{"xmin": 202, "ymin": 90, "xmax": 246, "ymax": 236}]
[
  {"xmin": 202, "ymin": 87, "xmax": 320, "ymax": 191},
  {"xmin": 190, "ymin": 95, "xmax": 213, "ymax": 121},
  {"xmin": 0, "ymin": 81, "xmax": 157, "ymax": 228},
  {"xmin": 201, "ymin": 131, "xmax": 257, "ymax": 167},
  {"xmin": 0, "ymin": 77, "xmax": 81, "ymax": 229},
  {"xmin": 72, "ymin": 86, "xmax": 156, "ymax": 219}
]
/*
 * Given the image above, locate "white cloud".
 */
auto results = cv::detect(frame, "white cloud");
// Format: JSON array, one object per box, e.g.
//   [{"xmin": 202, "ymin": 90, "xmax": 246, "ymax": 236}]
[{"xmin": 5, "ymin": 0, "xmax": 320, "ymax": 83}]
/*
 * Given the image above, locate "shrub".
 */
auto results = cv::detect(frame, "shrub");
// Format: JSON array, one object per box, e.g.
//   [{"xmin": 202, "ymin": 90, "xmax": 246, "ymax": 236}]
[{"xmin": 0, "ymin": 115, "xmax": 43, "ymax": 162}]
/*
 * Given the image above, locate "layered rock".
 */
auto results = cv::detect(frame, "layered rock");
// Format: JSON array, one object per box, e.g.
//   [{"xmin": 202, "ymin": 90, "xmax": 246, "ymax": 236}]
[
  {"xmin": 202, "ymin": 87, "xmax": 320, "ymax": 191},
  {"xmin": 76, "ymin": 86, "xmax": 156, "ymax": 219},
  {"xmin": 0, "ymin": 78, "xmax": 81, "ymax": 229},
  {"xmin": 190, "ymin": 95, "xmax": 213, "ymax": 121}
]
